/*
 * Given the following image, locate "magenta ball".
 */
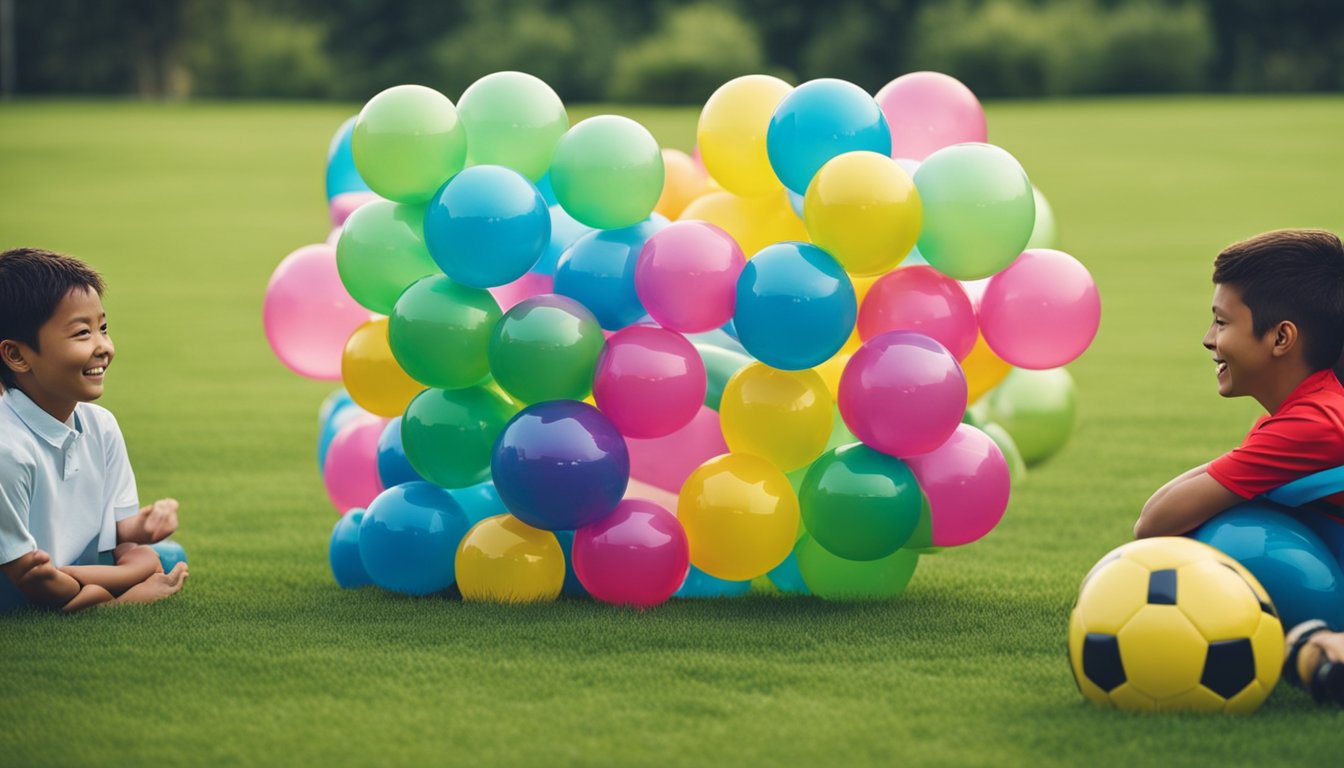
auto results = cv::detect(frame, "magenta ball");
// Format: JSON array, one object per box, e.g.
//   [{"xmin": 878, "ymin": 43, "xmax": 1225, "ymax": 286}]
[
  {"xmin": 634, "ymin": 221, "xmax": 745, "ymax": 333},
  {"xmin": 573, "ymin": 498, "xmax": 689, "ymax": 608},
  {"xmin": 322, "ymin": 413, "xmax": 387, "ymax": 512},
  {"xmin": 858, "ymin": 266, "xmax": 977, "ymax": 360},
  {"xmin": 263, "ymin": 244, "xmax": 371, "ymax": 381},
  {"xmin": 978, "ymin": 248, "xmax": 1101, "ymax": 370},
  {"xmin": 875, "ymin": 72, "xmax": 987, "ymax": 162},
  {"xmin": 906, "ymin": 424, "xmax": 1010, "ymax": 547},
  {"xmin": 839, "ymin": 331, "xmax": 967, "ymax": 458},
  {"xmin": 593, "ymin": 325, "xmax": 706, "ymax": 439}
]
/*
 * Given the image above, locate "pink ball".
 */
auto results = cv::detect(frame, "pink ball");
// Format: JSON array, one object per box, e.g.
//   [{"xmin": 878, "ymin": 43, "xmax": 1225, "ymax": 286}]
[
  {"xmin": 979, "ymin": 248, "xmax": 1101, "ymax": 370},
  {"xmin": 322, "ymin": 414, "xmax": 388, "ymax": 512},
  {"xmin": 626, "ymin": 405, "xmax": 729, "ymax": 493},
  {"xmin": 838, "ymin": 331, "xmax": 967, "ymax": 458},
  {"xmin": 635, "ymin": 221, "xmax": 745, "ymax": 333},
  {"xmin": 875, "ymin": 72, "xmax": 987, "ymax": 162},
  {"xmin": 329, "ymin": 191, "xmax": 380, "ymax": 227},
  {"xmin": 488, "ymin": 271, "xmax": 554, "ymax": 313},
  {"xmin": 573, "ymin": 498, "xmax": 690, "ymax": 608},
  {"xmin": 593, "ymin": 325, "xmax": 707, "ymax": 439},
  {"xmin": 263, "ymin": 244, "xmax": 372, "ymax": 380},
  {"xmin": 907, "ymin": 423, "xmax": 1010, "ymax": 547},
  {"xmin": 858, "ymin": 266, "xmax": 977, "ymax": 360}
]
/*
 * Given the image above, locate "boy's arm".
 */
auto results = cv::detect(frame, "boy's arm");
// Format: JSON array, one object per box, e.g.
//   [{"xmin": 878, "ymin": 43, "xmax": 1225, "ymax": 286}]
[
  {"xmin": 1, "ymin": 549, "xmax": 90, "ymax": 610},
  {"xmin": 116, "ymin": 498, "xmax": 179, "ymax": 545},
  {"xmin": 1134, "ymin": 465, "xmax": 1243, "ymax": 538},
  {"xmin": 59, "ymin": 543, "xmax": 162, "ymax": 595}
]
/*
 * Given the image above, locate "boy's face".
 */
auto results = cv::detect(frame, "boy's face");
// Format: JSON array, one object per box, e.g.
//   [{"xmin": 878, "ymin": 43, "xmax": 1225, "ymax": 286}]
[
  {"xmin": 1203, "ymin": 283, "xmax": 1271, "ymax": 398},
  {"xmin": 4, "ymin": 287, "xmax": 114, "ymax": 413}
]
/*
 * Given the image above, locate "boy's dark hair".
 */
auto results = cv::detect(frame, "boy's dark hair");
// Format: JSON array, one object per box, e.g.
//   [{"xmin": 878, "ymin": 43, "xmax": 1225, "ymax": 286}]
[
  {"xmin": 1213, "ymin": 229, "xmax": 1344, "ymax": 372},
  {"xmin": 0, "ymin": 248, "xmax": 106, "ymax": 390}
]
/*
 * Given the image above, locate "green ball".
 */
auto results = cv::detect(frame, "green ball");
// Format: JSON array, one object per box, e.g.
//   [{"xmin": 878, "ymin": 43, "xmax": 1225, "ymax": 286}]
[
  {"xmin": 487, "ymin": 294, "xmax": 604, "ymax": 404},
  {"xmin": 696, "ymin": 344, "xmax": 753, "ymax": 411},
  {"xmin": 981, "ymin": 421, "xmax": 1028, "ymax": 486},
  {"xmin": 904, "ymin": 494, "xmax": 936, "ymax": 552},
  {"xmin": 389, "ymin": 275, "xmax": 501, "ymax": 390},
  {"xmin": 401, "ymin": 386, "xmax": 518, "ymax": 488},
  {"xmin": 1025, "ymin": 185, "xmax": 1059, "ymax": 250},
  {"xmin": 336, "ymin": 200, "xmax": 438, "ymax": 314},
  {"xmin": 796, "ymin": 534, "xmax": 919, "ymax": 600},
  {"xmin": 352, "ymin": 84, "xmax": 467, "ymax": 204},
  {"xmin": 914, "ymin": 143, "xmax": 1035, "ymax": 280},
  {"xmin": 800, "ymin": 443, "xmax": 922, "ymax": 561},
  {"xmin": 550, "ymin": 115, "xmax": 664, "ymax": 230},
  {"xmin": 986, "ymin": 367, "xmax": 1077, "ymax": 466},
  {"xmin": 459, "ymin": 72, "xmax": 569, "ymax": 182}
]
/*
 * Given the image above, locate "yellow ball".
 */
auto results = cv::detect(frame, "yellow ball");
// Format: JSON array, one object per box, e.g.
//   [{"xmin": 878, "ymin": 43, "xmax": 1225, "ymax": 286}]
[
  {"xmin": 963, "ymin": 332, "xmax": 1012, "ymax": 403},
  {"xmin": 720, "ymin": 363, "xmax": 833, "ymax": 472},
  {"xmin": 455, "ymin": 514, "xmax": 564, "ymax": 603},
  {"xmin": 341, "ymin": 318, "xmax": 425, "ymax": 417},
  {"xmin": 1068, "ymin": 537, "xmax": 1283, "ymax": 714},
  {"xmin": 697, "ymin": 75, "xmax": 792, "ymax": 197},
  {"xmin": 654, "ymin": 148, "xmax": 708, "ymax": 220},
  {"xmin": 678, "ymin": 453, "xmax": 799, "ymax": 581},
  {"xmin": 803, "ymin": 152, "xmax": 922, "ymax": 277},
  {"xmin": 811, "ymin": 351, "xmax": 849, "ymax": 401},
  {"xmin": 678, "ymin": 189, "xmax": 807, "ymax": 259}
]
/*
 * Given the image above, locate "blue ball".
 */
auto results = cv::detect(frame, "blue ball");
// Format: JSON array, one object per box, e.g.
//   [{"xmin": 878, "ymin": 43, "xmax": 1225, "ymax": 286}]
[
  {"xmin": 766, "ymin": 78, "xmax": 891, "ymax": 195},
  {"xmin": 149, "ymin": 539, "xmax": 188, "ymax": 574},
  {"xmin": 318, "ymin": 400, "xmax": 365, "ymax": 471},
  {"xmin": 552, "ymin": 530, "xmax": 589, "ymax": 597},
  {"xmin": 358, "ymin": 482, "xmax": 470, "ymax": 596},
  {"xmin": 448, "ymin": 481, "xmax": 508, "ymax": 527},
  {"xmin": 554, "ymin": 217, "xmax": 664, "ymax": 330},
  {"xmin": 491, "ymin": 401, "xmax": 629, "ymax": 531},
  {"xmin": 424, "ymin": 165, "xmax": 550, "ymax": 288},
  {"xmin": 734, "ymin": 242, "xmax": 856, "ymax": 370},
  {"xmin": 329, "ymin": 510, "xmax": 371, "ymax": 589},
  {"xmin": 318, "ymin": 387, "xmax": 354, "ymax": 427},
  {"xmin": 325, "ymin": 116, "xmax": 373, "ymax": 200},
  {"xmin": 535, "ymin": 171, "xmax": 559, "ymax": 207},
  {"xmin": 674, "ymin": 564, "xmax": 751, "ymax": 598},
  {"xmin": 534, "ymin": 204, "xmax": 595, "ymax": 276},
  {"xmin": 767, "ymin": 549, "xmax": 810, "ymax": 595},
  {"xmin": 376, "ymin": 419, "xmax": 425, "ymax": 488},
  {"xmin": 1191, "ymin": 502, "xmax": 1344, "ymax": 630}
]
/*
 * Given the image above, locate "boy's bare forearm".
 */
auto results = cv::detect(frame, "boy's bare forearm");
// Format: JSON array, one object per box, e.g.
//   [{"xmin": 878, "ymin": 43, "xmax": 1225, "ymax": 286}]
[
  {"xmin": 62, "ymin": 584, "xmax": 116, "ymax": 612},
  {"xmin": 58, "ymin": 546, "xmax": 160, "ymax": 595},
  {"xmin": 1, "ymin": 550, "xmax": 82, "ymax": 609},
  {"xmin": 1142, "ymin": 463, "xmax": 1211, "ymax": 515}
]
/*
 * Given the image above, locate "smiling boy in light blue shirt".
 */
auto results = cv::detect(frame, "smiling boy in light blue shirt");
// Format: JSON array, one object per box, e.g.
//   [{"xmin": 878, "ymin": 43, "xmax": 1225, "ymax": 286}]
[{"xmin": 0, "ymin": 247, "xmax": 187, "ymax": 612}]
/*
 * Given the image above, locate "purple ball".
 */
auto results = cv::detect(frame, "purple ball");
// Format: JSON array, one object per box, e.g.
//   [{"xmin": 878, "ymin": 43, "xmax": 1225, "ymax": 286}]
[{"xmin": 491, "ymin": 400, "xmax": 630, "ymax": 530}]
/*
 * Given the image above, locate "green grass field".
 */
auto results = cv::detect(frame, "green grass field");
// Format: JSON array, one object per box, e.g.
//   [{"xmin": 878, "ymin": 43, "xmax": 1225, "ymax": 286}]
[{"xmin": 2, "ymin": 96, "xmax": 1343, "ymax": 766}]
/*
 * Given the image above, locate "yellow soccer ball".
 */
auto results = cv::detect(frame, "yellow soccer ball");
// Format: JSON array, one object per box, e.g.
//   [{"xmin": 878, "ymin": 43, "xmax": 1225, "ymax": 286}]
[{"xmin": 1068, "ymin": 537, "xmax": 1284, "ymax": 714}]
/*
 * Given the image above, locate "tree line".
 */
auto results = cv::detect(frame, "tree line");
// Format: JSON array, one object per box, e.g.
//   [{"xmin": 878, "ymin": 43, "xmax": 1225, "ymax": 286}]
[{"xmin": 6, "ymin": 0, "xmax": 1342, "ymax": 101}]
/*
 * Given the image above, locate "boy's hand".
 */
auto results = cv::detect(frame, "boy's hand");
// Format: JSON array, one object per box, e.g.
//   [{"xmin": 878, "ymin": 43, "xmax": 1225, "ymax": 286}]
[{"xmin": 117, "ymin": 498, "xmax": 180, "ymax": 544}]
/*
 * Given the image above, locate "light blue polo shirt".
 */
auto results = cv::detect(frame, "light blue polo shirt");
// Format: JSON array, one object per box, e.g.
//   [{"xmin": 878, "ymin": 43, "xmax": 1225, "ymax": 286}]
[{"xmin": 0, "ymin": 387, "xmax": 140, "ymax": 610}]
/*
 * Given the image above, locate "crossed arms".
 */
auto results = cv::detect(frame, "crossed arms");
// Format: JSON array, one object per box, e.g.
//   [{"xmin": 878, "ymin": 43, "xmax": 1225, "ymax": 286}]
[{"xmin": 1133, "ymin": 463, "xmax": 1244, "ymax": 538}]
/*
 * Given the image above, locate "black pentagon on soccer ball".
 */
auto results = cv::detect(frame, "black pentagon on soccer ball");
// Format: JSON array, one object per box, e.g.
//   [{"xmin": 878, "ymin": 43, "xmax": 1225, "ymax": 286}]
[
  {"xmin": 1083, "ymin": 633, "xmax": 1125, "ymax": 692},
  {"xmin": 1201, "ymin": 638, "xmax": 1256, "ymax": 698},
  {"xmin": 1147, "ymin": 568, "xmax": 1177, "ymax": 605}
]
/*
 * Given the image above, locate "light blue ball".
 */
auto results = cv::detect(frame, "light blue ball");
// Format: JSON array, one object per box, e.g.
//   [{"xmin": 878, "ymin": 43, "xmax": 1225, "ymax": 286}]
[
  {"xmin": 376, "ymin": 419, "xmax": 425, "ymax": 488},
  {"xmin": 534, "ymin": 204, "xmax": 595, "ymax": 276},
  {"xmin": 554, "ymin": 217, "xmax": 664, "ymax": 330},
  {"xmin": 149, "ymin": 539, "xmax": 188, "ymax": 574},
  {"xmin": 766, "ymin": 79, "xmax": 891, "ymax": 195},
  {"xmin": 553, "ymin": 530, "xmax": 589, "ymax": 598},
  {"xmin": 733, "ymin": 242, "xmax": 856, "ymax": 370},
  {"xmin": 329, "ymin": 510, "xmax": 371, "ymax": 589},
  {"xmin": 674, "ymin": 564, "xmax": 751, "ymax": 598},
  {"xmin": 358, "ymin": 482, "xmax": 470, "ymax": 596},
  {"xmin": 1191, "ymin": 502, "xmax": 1344, "ymax": 630},
  {"xmin": 325, "ymin": 116, "xmax": 373, "ymax": 200},
  {"xmin": 424, "ymin": 165, "xmax": 550, "ymax": 288},
  {"xmin": 448, "ymin": 481, "xmax": 508, "ymax": 527},
  {"xmin": 767, "ymin": 549, "xmax": 809, "ymax": 595},
  {"xmin": 318, "ymin": 399, "xmax": 365, "ymax": 471}
]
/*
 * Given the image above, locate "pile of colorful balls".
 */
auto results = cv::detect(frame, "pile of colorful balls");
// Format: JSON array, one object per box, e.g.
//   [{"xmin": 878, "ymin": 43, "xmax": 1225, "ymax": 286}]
[{"xmin": 263, "ymin": 70, "xmax": 1100, "ymax": 607}]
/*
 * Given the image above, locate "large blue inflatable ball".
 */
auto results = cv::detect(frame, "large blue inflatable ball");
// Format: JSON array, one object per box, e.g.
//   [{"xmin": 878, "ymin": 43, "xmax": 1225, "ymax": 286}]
[
  {"xmin": 376, "ymin": 419, "xmax": 425, "ymax": 488},
  {"xmin": 553, "ymin": 217, "xmax": 665, "ymax": 330},
  {"xmin": 1191, "ymin": 502, "xmax": 1344, "ymax": 630},
  {"xmin": 329, "ymin": 510, "xmax": 371, "ymax": 589},
  {"xmin": 674, "ymin": 564, "xmax": 751, "ymax": 599}
]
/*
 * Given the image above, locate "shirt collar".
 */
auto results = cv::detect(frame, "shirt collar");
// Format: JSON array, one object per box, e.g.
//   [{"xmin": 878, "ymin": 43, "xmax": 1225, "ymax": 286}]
[
  {"xmin": 2, "ymin": 387, "xmax": 79, "ymax": 448},
  {"xmin": 1277, "ymin": 369, "xmax": 1340, "ymax": 414}
]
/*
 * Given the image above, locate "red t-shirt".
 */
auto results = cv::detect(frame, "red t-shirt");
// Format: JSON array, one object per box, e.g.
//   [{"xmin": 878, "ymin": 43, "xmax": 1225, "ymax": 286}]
[{"xmin": 1208, "ymin": 369, "xmax": 1344, "ymax": 515}]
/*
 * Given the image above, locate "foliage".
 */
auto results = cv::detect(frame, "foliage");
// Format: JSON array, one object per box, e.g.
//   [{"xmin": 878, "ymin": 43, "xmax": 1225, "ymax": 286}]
[{"xmin": 607, "ymin": 3, "xmax": 768, "ymax": 103}]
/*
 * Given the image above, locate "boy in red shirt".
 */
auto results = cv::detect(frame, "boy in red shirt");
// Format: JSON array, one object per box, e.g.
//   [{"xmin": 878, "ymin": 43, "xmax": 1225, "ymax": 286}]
[{"xmin": 1132, "ymin": 228, "xmax": 1344, "ymax": 702}]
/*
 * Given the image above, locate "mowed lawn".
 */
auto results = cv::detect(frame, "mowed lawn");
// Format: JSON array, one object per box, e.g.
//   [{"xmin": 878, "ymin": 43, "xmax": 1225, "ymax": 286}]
[{"xmin": 1, "ymin": 96, "xmax": 1343, "ymax": 766}]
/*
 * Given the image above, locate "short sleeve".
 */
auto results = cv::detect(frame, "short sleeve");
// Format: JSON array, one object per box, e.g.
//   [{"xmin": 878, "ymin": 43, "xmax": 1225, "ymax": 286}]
[
  {"xmin": 100, "ymin": 411, "xmax": 140, "ymax": 520},
  {"xmin": 1208, "ymin": 411, "xmax": 1344, "ymax": 499},
  {"xmin": 0, "ymin": 443, "xmax": 37, "ymax": 565}
]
